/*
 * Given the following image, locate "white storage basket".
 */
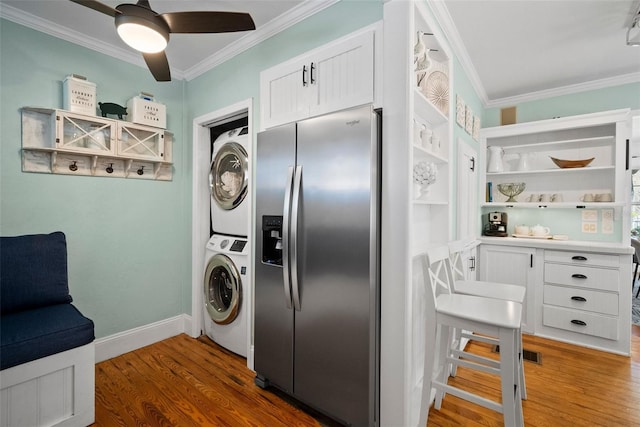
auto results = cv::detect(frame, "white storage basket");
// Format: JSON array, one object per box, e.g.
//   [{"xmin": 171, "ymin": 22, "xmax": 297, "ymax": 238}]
[{"xmin": 63, "ymin": 75, "xmax": 96, "ymax": 116}]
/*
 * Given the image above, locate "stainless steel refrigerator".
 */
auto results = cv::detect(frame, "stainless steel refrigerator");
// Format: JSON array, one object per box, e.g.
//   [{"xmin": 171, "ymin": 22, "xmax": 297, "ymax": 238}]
[{"xmin": 254, "ymin": 105, "xmax": 380, "ymax": 427}]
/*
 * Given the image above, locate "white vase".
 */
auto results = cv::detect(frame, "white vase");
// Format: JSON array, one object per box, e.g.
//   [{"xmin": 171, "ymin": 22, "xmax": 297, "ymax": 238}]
[
  {"xmin": 487, "ymin": 146, "xmax": 504, "ymax": 173},
  {"xmin": 517, "ymin": 153, "xmax": 532, "ymax": 171}
]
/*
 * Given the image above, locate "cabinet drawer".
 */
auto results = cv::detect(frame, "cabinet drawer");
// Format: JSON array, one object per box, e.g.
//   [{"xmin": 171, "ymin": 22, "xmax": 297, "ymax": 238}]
[
  {"xmin": 542, "ymin": 305, "xmax": 618, "ymax": 340},
  {"xmin": 544, "ymin": 263, "xmax": 618, "ymax": 291},
  {"xmin": 543, "ymin": 284, "xmax": 618, "ymax": 316},
  {"xmin": 544, "ymin": 250, "xmax": 618, "ymax": 267}
]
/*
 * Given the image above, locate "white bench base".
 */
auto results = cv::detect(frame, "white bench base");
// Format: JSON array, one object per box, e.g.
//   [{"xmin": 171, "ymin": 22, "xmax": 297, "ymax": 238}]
[{"xmin": 1, "ymin": 342, "xmax": 95, "ymax": 427}]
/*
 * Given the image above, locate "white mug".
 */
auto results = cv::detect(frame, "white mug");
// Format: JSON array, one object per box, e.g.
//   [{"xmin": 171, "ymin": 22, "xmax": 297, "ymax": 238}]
[
  {"xmin": 515, "ymin": 225, "xmax": 530, "ymax": 235},
  {"xmin": 527, "ymin": 194, "xmax": 540, "ymax": 202},
  {"xmin": 551, "ymin": 193, "xmax": 563, "ymax": 202},
  {"xmin": 581, "ymin": 193, "xmax": 595, "ymax": 202},
  {"xmin": 540, "ymin": 194, "xmax": 552, "ymax": 203},
  {"xmin": 531, "ymin": 224, "xmax": 551, "ymax": 236}
]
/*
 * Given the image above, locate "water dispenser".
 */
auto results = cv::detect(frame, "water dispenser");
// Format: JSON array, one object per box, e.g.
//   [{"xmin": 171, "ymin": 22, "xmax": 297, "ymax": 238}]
[{"xmin": 261, "ymin": 215, "xmax": 283, "ymax": 266}]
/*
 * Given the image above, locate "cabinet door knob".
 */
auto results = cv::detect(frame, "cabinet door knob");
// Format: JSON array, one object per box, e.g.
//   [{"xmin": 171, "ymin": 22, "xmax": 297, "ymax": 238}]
[
  {"xmin": 69, "ymin": 161, "xmax": 78, "ymax": 172},
  {"xmin": 571, "ymin": 296, "xmax": 587, "ymax": 302},
  {"xmin": 571, "ymin": 273, "xmax": 587, "ymax": 279},
  {"xmin": 302, "ymin": 65, "xmax": 308, "ymax": 86},
  {"xmin": 310, "ymin": 62, "xmax": 316, "ymax": 84},
  {"xmin": 571, "ymin": 319, "xmax": 587, "ymax": 326},
  {"xmin": 571, "ymin": 255, "xmax": 587, "ymax": 261}
]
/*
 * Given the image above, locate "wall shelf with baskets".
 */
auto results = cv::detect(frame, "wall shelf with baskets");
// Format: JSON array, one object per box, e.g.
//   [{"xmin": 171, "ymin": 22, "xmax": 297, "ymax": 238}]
[{"xmin": 21, "ymin": 107, "xmax": 173, "ymax": 181}]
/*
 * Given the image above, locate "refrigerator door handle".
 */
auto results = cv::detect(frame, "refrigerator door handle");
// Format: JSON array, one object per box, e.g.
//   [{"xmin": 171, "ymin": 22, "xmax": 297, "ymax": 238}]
[
  {"xmin": 282, "ymin": 166, "xmax": 295, "ymax": 309},
  {"xmin": 290, "ymin": 165, "xmax": 303, "ymax": 311}
]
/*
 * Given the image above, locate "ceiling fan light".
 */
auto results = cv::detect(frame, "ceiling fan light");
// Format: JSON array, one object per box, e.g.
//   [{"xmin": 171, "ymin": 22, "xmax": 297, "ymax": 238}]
[
  {"xmin": 115, "ymin": 7, "xmax": 170, "ymax": 54},
  {"xmin": 117, "ymin": 22, "xmax": 167, "ymax": 53}
]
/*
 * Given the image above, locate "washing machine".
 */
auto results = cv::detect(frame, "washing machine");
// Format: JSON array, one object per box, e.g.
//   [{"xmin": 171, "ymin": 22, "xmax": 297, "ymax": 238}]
[
  {"xmin": 209, "ymin": 126, "xmax": 250, "ymax": 236},
  {"xmin": 203, "ymin": 234, "xmax": 250, "ymax": 357}
]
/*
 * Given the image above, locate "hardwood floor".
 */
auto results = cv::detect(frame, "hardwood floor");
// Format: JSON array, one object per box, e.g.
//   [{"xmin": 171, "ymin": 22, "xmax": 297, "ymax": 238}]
[
  {"xmin": 427, "ymin": 325, "xmax": 640, "ymax": 426},
  {"xmin": 93, "ymin": 327, "xmax": 640, "ymax": 426}
]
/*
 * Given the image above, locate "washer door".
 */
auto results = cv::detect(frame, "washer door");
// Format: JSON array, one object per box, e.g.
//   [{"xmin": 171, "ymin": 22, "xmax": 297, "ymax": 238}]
[
  {"xmin": 209, "ymin": 142, "xmax": 248, "ymax": 210},
  {"xmin": 204, "ymin": 254, "xmax": 242, "ymax": 325}
]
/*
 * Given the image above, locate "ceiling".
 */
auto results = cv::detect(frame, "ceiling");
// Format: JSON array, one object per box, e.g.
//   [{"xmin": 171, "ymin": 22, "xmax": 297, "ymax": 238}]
[{"xmin": 1, "ymin": 0, "xmax": 639, "ymax": 106}]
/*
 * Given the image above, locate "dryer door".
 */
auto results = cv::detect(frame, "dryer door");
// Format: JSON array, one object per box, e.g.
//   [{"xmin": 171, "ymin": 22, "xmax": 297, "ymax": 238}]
[
  {"xmin": 209, "ymin": 142, "xmax": 248, "ymax": 210},
  {"xmin": 204, "ymin": 254, "xmax": 242, "ymax": 325}
]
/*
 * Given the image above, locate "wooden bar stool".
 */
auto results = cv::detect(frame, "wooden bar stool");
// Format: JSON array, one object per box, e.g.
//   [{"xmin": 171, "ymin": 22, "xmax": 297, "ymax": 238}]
[
  {"xmin": 418, "ymin": 246, "xmax": 524, "ymax": 427},
  {"xmin": 448, "ymin": 240, "xmax": 527, "ymax": 400}
]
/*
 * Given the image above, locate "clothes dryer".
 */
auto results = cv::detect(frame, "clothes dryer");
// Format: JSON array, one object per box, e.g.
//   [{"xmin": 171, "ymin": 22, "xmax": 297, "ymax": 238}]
[
  {"xmin": 210, "ymin": 126, "xmax": 250, "ymax": 236},
  {"xmin": 203, "ymin": 234, "xmax": 249, "ymax": 357}
]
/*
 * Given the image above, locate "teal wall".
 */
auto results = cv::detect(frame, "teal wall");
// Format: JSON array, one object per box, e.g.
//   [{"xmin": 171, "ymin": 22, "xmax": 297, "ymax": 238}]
[{"xmin": 0, "ymin": 19, "xmax": 188, "ymax": 338}]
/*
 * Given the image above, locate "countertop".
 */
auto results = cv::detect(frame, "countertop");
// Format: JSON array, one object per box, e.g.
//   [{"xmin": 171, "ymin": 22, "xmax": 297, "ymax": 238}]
[{"xmin": 478, "ymin": 236, "xmax": 634, "ymax": 255}]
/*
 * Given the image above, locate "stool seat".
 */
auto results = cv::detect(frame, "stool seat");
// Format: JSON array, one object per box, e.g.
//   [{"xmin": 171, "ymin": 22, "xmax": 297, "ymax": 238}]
[
  {"xmin": 454, "ymin": 279, "xmax": 526, "ymax": 303},
  {"xmin": 436, "ymin": 294, "xmax": 522, "ymax": 329}
]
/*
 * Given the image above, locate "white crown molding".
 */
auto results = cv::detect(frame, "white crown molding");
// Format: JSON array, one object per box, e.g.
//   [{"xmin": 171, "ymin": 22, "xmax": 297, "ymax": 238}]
[
  {"xmin": 485, "ymin": 72, "xmax": 640, "ymax": 109},
  {"xmin": 183, "ymin": 0, "xmax": 340, "ymax": 81},
  {"xmin": 428, "ymin": 0, "xmax": 489, "ymax": 106},
  {"xmin": 0, "ymin": 3, "xmax": 188, "ymax": 80}
]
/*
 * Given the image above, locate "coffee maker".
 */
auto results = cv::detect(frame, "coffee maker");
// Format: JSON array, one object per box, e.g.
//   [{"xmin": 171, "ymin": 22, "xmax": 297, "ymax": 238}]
[{"xmin": 483, "ymin": 211, "xmax": 508, "ymax": 237}]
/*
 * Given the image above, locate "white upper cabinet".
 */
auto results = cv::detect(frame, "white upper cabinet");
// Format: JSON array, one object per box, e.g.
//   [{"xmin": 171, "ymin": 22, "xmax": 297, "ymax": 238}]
[{"xmin": 260, "ymin": 28, "xmax": 376, "ymax": 129}]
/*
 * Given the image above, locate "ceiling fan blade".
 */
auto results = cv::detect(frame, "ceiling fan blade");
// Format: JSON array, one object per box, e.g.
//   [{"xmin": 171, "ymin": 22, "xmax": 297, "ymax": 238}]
[
  {"xmin": 69, "ymin": 0, "xmax": 120, "ymax": 17},
  {"xmin": 161, "ymin": 12, "xmax": 256, "ymax": 34},
  {"xmin": 143, "ymin": 51, "xmax": 171, "ymax": 82}
]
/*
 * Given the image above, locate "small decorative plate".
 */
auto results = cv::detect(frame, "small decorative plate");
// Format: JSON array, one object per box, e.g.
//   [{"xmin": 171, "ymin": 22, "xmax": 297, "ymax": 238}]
[
  {"xmin": 422, "ymin": 71, "xmax": 449, "ymax": 115},
  {"xmin": 420, "ymin": 62, "xmax": 449, "ymax": 116}
]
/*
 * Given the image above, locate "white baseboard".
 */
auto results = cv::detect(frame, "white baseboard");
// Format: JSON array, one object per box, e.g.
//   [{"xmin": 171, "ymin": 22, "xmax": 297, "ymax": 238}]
[{"xmin": 95, "ymin": 314, "xmax": 193, "ymax": 363}]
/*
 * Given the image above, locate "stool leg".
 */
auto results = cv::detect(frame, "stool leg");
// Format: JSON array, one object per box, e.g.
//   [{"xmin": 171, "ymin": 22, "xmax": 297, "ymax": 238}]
[
  {"xmin": 434, "ymin": 323, "xmax": 451, "ymax": 410},
  {"xmin": 518, "ymin": 329, "xmax": 527, "ymax": 400},
  {"xmin": 450, "ymin": 327, "xmax": 462, "ymax": 377},
  {"xmin": 498, "ymin": 327, "xmax": 523, "ymax": 427}
]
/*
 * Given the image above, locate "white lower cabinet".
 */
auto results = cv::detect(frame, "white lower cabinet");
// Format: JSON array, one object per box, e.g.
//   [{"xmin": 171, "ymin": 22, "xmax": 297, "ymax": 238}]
[
  {"xmin": 541, "ymin": 249, "xmax": 624, "ymax": 345},
  {"xmin": 478, "ymin": 240, "xmax": 632, "ymax": 355},
  {"xmin": 478, "ymin": 244, "xmax": 538, "ymax": 333}
]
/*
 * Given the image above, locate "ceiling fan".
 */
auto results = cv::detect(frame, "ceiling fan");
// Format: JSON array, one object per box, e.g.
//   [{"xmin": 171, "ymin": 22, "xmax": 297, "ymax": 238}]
[{"xmin": 70, "ymin": 0, "xmax": 256, "ymax": 81}]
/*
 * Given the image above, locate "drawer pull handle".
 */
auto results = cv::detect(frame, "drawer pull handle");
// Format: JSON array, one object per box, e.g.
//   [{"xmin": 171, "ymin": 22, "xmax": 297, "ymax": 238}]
[
  {"xmin": 571, "ymin": 256, "xmax": 587, "ymax": 261},
  {"xmin": 571, "ymin": 319, "xmax": 587, "ymax": 326},
  {"xmin": 571, "ymin": 296, "xmax": 587, "ymax": 302},
  {"xmin": 571, "ymin": 274, "xmax": 587, "ymax": 279}
]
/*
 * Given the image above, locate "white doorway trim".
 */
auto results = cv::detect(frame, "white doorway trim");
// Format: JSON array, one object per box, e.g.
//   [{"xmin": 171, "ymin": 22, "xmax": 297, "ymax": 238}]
[{"xmin": 191, "ymin": 99, "xmax": 253, "ymax": 340}]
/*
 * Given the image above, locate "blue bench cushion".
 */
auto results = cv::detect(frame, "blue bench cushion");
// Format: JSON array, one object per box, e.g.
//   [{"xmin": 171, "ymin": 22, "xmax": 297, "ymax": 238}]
[
  {"xmin": 1, "ymin": 303, "xmax": 95, "ymax": 370},
  {"xmin": 1, "ymin": 232, "xmax": 72, "ymax": 314}
]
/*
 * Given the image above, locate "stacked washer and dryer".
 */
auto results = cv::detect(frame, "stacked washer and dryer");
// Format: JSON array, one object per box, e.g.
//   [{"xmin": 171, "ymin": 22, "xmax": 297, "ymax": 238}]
[{"xmin": 203, "ymin": 126, "xmax": 250, "ymax": 357}]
